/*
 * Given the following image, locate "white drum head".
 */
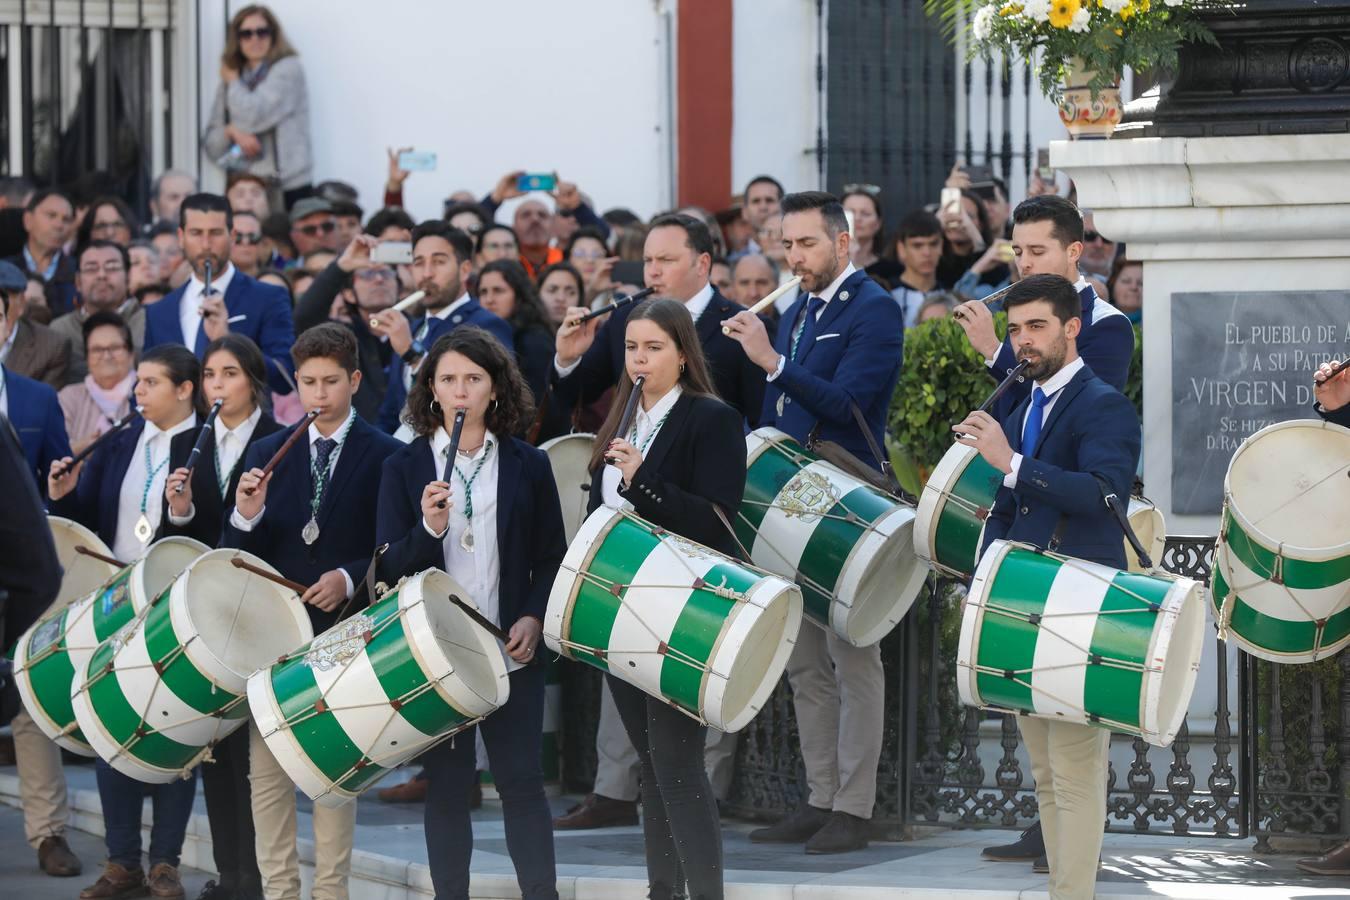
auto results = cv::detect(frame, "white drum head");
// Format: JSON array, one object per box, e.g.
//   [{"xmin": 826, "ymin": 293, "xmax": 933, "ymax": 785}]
[
  {"xmin": 1148, "ymin": 578, "xmax": 1206, "ymax": 747},
  {"xmin": 714, "ymin": 579, "xmax": 801, "ymax": 732},
  {"xmin": 139, "ymin": 538, "xmax": 210, "ymax": 607},
  {"xmin": 47, "ymin": 516, "xmax": 120, "ymax": 609},
  {"xmin": 409, "ymin": 569, "xmax": 510, "ymax": 716},
  {"xmin": 1126, "ymin": 499, "xmax": 1166, "ymax": 573},
  {"xmin": 541, "ymin": 433, "xmax": 597, "ymax": 544}
]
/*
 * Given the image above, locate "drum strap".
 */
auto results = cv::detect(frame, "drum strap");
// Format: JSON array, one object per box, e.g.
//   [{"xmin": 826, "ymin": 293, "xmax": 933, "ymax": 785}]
[
  {"xmin": 336, "ymin": 543, "xmax": 388, "ymax": 623},
  {"xmin": 806, "ymin": 401, "xmax": 908, "ymax": 499},
  {"xmin": 712, "ymin": 504, "xmax": 755, "ymax": 565},
  {"xmin": 1093, "ymin": 475, "xmax": 1154, "ymax": 569}
]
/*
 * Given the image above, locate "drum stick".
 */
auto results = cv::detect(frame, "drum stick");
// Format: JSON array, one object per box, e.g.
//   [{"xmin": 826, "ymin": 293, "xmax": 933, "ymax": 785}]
[
  {"xmin": 606, "ymin": 375, "xmax": 646, "ymax": 465},
  {"xmin": 369, "ymin": 290, "xmax": 426, "ymax": 328},
  {"xmin": 52, "ymin": 409, "xmax": 140, "ymax": 477},
  {"xmin": 176, "ymin": 399, "xmax": 224, "ymax": 493},
  {"xmin": 244, "ymin": 409, "xmax": 321, "ymax": 496},
  {"xmin": 229, "ymin": 556, "xmax": 309, "ymax": 595},
  {"xmin": 75, "ymin": 545, "xmax": 127, "ymax": 568},
  {"xmin": 722, "ymin": 276, "xmax": 802, "ymax": 335},
  {"xmin": 436, "ymin": 409, "xmax": 466, "ymax": 509},
  {"xmin": 952, "ymin": 282, "xmax": 1016, "ymax": 321},
  {"xmin": 448, "ymin": 593, "xmax": 511, "ymax": 644},
  {"xmin": 569, "ymin": 286, "xmax": 656, "ymax": 326}
]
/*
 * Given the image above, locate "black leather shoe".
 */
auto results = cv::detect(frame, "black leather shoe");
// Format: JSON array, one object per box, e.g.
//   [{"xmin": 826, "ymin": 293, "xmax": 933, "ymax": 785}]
[
  {"xmin": 1033, "ymin": 854, "xmax": 1049, "ymax": 874},
  {"xmin": 748, "ymin": 804, "xmax": 831, "ymax": 844},
  {"xmin": 982, "ymin": 822, "xmax": 1045, "ymax": 861},
  {"xmin": 1297, "ymin": 838, "xmax": 1350, "ymax": 875},
  {"xmin": 804, "ymin": 811, "xmax": 870, "ymax": 854}
]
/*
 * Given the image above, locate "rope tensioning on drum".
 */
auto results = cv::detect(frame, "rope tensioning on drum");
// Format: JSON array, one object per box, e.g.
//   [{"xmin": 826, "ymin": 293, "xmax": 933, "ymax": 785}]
[
  {"xmin": 957, "ymin": 685, "xmax": 1146, "ymax": 736},
  {"xmin": 731, "ymin": 509, "xmax": 841, "ymax": 602},
  {"xmin": 976, "ymin": 604, "xmax": 1171, "ymax": 681}
]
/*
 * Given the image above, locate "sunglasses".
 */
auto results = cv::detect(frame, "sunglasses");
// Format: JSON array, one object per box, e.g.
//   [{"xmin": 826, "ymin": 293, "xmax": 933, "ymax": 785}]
[
  {"xmin": 1083, "ymin": 231, "xmax": 1109, "ymax": 243},
  {"xmin": 355, "ymin": 268, "xmax": 396, "ymax": 282},
  {"xmin": 238, "ymin": 27, "xmax": 272, "ymax": 40},
  {"xmin": 233, "ymin": 232, "xmax": 264, "ymax": 245},
  {"xmin": 295, "ymin": 221, "xmax": 336, "ymax": 237},
  {"xmin": 842, "ymin": 182, "xmax": 882, "ymax": 197}
]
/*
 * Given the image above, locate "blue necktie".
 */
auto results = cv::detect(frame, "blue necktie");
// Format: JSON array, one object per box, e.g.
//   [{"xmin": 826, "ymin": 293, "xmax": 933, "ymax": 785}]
[
  {"xmin": 791, "ymin": 295, "xmax": 825, "ymax": 361},
  {"xmin": 313, "ymin": 437, "xmax": 338, "ymax": 501},
  {"xmin": 1022, "ymin": 387, "xmax": 1048, "ymax": 458}
]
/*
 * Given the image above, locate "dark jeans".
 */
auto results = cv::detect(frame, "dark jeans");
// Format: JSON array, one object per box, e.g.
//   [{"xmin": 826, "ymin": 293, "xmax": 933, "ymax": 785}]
[
  {"xmin": 608, "ymin": 675, "xmax": 723, "ymax": 900},
  {"xmin": 423, "ymin": 663, "xmax": 557, "ymax": 900},
  {"xmin": 200, "ymin": 725, "xmax": 260, "ymax": 891},
  {"xmin": 95, "ymin": 759, "xmax": 197, "ymax": 870}
]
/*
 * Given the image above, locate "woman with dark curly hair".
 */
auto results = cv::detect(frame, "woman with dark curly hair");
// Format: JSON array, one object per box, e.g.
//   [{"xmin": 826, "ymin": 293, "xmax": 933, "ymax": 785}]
[
  {"xmin": 475, "ymin": 258, "xmax": 555, "ymax": 413},
  {"xmin": 374, "ymin": 325, "xmax": 565, "ymax": 900}
]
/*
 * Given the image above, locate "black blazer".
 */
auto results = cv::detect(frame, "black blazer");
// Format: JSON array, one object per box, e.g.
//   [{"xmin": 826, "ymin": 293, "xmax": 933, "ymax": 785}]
[
  {"xmin": 220, "ymin": 415, "xmax": 403, "ymax": 633},
  {"xmin": 586, "ymin": 392, "xmax": 746, "ymax": 557},
  {"xmin": 551, "ymin": 287, "xmax": 767, "ymax": 426},
  {"xmin": 49, "ymin": 419, "xmax": 146, "ymax": 549},
  {"xmin": 0, "ymin": 414, "xmax": 62, "ymax": 644},
  {"xmin": 374, "ymin": 434, "xmax": 567, "ymax": 626},
  {"xmin": 294, "ymin": 262, "xmax": 392, "ymax": 424},
  {"xmin": 156, "ymin": 413, "xmax": 283, "ymax": 547}
]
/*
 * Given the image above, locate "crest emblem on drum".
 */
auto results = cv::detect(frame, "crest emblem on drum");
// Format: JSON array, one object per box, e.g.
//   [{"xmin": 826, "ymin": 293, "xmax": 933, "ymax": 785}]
[
  {"xmin": 779, "ymin": 470, "xmax": 839, "ymax": 522},
  {"xmin": 28, "ymin": 616, "xmax": 63, "ymax": 657},
  {"xmin": 99, "ymin": 580, "xmax": 130, "ymax": 616},
  {"xmin": 303, "ymin": 614, "xmax": 375, "ymax": 672}
]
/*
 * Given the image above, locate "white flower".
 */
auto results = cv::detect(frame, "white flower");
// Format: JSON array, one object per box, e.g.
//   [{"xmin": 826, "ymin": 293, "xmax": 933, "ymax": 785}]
[
  {"xmin": 973, "ymin": 5, "xmax": 997, "ymax": 41},
  {"xmin": 1102, "ymin": 0, "xmax": 1130, "ymax": 11},
  {"xmin": 1164, "ymin": 0, "xmax": 1186, "ymax": 6},
  {"xmin": 1022, "ymin": 0, "xmax": 1052, "ymax": 23},
  {"xmin": 1069, "ymin": 7, "xmax": 1092, "ymax": 32}
]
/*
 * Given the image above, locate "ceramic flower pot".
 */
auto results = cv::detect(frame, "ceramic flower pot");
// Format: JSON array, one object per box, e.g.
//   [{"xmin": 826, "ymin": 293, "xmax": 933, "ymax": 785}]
[{"xmin": 1058, "ymin": 56, "xmax": 1123, "ymax": 139}]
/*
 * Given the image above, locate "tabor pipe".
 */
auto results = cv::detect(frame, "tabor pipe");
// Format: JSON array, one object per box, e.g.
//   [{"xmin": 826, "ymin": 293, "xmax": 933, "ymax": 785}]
[
  {"xmin": 244, "ymin": 409, "xmax": 321, "ymax": 496},
  {"xmin": 977, "ymin": 358, "xmax": 1032, "ymax": 415},
  {"xmin": 722, "ymin": 276, "xmax": 803, "ymax": 334},
  {"xmin": 606, "ymin": 375, "xmax": 647, "ymax": 465},
  {"xmin": 1315, "ymin": 358, "xmax": 1350, "ymax": 383},
  {"xmin": 75, "ymin": 544, "xmax": 127, "ymax": 568},
  {"xmin": 436, "ymin": 409, "xmax": 466, "ymax": 509},
  {"xmin": 369, "ymin": 290, "xmax": 426, "ymax": 328},
  {"xmin": 952, "ymin": 281, "xmax": 1017, "ymax": 320},
  {"xmin": 52, "ymin": 409, "xmax": 138, "ymax": 477},
  {"xmin": 176, "ymin": 399, "xmax": 224, "ymax": 493},
  {"xmin": 229, "ymin": 556, "xmax": 309, "ymax": 595},
  {"xmin": 569, "ymin": 286, "xmax": 656, "ymax": 326},
  {"xmin": 196, "ymin": 261, "xmax": 215, "ymax": 315}
]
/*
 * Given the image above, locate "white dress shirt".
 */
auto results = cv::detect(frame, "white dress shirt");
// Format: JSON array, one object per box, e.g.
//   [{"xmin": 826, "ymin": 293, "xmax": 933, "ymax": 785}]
[
  {"xmin": 983, "ymin": 275, "xmax": 1101, "ymax": 368},
  {"xmin": 602, "ymin": 385, "xmax": 681, "ymax": 508},
  {"xmin": 114, "ymin": 414, "xmax": 197, "ymax": 562},
  {"xmin": 0, "ymin": 323, "xmax": 17, "ymax": 365},
  {"xmin": 422, "ymin": 427, "xmax": 504, "ymax": 633},
  {"xmin": 554, "ymin": 283, "xmax": 715, "ymax": 379},
  {"xmin": 1002, "ymin": 356, "xmax": 1085, "ymax": 489},
  {"xmin": 167, "ymin": 406, "xmax": 263, "ymax": 526},
  {"xmin": 767, "ymin": 263, "xmax": 857, "ymax": 382},
  {"xmin": 179, "ymin": 263, "xmax": 237, "ymax": 350},
  {"xmin": 0, "ymin": 365, "xmax": 9, "ymax": 417}
]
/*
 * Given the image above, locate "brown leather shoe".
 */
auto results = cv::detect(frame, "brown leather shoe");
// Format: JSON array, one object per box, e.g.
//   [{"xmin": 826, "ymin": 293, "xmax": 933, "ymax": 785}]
[
  {"xmin": 1298, "ymin": 838, "xmax": 1350, "ymax": 875},
  {"xmin": 552, "ymin": 793, "xmax": 639, "ymax": 829},
  {"xmin": 37, "ymin": 834, "xmax": 83, "ymax": 876},
  {"xmin": 147, "ymin": 862, "xmax": 185, "ymax": 899},
  {"xmin": 377, "ymin": 774, "xmax": 429, "ymax": 803},
  {"xmin": 79, "ymin": 861, "xmax": 148, "ymax": 899}
]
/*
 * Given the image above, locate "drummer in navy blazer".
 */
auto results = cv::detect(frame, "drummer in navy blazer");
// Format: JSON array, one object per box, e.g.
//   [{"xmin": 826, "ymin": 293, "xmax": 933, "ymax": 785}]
[
  {"xmin": 371, "ymin": 221, "xmax": 513, "ymax": 433},
  {"xmin": 142, "ymin": 193, "xmax": 296, "ymax": 396},
  {"xmin": 221, "ymin": 323, "xmax": 401, "ymax": 900},
  {"xmin": 1314, "ymin": 359, "xmax": 1350, "ymax": 428},
  {"xmin": 957, "ymin": 274, "xmax": 1140, "ymax": 899},
  {"xmin": 375, "ymin": 326, "xmax": 565, "ymax": 900},
  {"xmin": 721, "ymin": 191, "xmax": 904, "ymax": 854}
]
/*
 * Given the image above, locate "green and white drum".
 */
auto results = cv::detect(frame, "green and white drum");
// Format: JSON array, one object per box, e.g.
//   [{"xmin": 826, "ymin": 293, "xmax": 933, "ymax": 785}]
[
  {"xmin": 540, "ymin": 432, "xmax": 596, "ymax": 543},
  {"xmin": 545, "ymin": 506, "xmax": 802, "ymax": 732},
  {"xmin": 14, "ymin": 535, "xmax": 204, "ymax": 755},
  {"xmin": 958, "ymin": 540, "xmax": 1206, "ymax": 747},
  {"xmin": 917, "ymin": 443, "xmax": 1168, "ymax": 578},
  {"xmin": 1212, "ymin": 419, "xmax": 1350, "ymax": 663},
  {"xmin": 72, "ymin": 547, "xmax": 312, "ymax": 782},
  {"xmin": 737, "ymin": 428, "xmax": 926, "ymax": 647},
  {"xmin": 48, "ymin": 516, "xmax": 122, "ymax": 608},
  {"xmin": 248, "ymin": 568, "xmax": 509, "ymax": 807}
]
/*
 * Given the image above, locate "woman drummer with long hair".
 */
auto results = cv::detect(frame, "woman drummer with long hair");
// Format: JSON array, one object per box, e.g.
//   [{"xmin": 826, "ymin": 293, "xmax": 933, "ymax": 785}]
[
  {"xmin": 586, "ymin": 297, "xmax": 746, "ymax": 900},
  {"xmin": 374, "ymin": 326, "xmax": 566, "ymax": 900}
]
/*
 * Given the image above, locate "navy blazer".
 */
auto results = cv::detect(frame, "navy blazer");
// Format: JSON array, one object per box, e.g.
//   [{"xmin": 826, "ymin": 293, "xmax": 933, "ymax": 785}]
[
  {"xmin": 761, "ymin": 268, "xmax": 904, "ymax": 468},
  {"xmin": 142, "ymin": 270, "xmax": 297, "ymax": 395},
  {"xmin": 585, "ymin": 392, "xmax": 746, "ymax": 558},
  {"xmin": 550, "ymin": 287, "xmax": 767, "ymax": 426},
  {"xmin": 3, "ymin": 366, "xmax": 71, "ymax": 486},
  {"xmin": 987, "ymin": 284, "xmax": 1133, "ymax": 421},
  {"xmin": 1317, "ymin": 402, "xmax": 1350, "ymax": 429},
  {"xmin": 157, "ymin": 413, "xmax": 283, "ymax": 547},
  {"xmin": 979, "ymin": 365, "xmax": 1141, "ymax": 569},
  {"xmin": 220, "ymin": 415, "xmax": 403, "ymax": 633},
  {"xmin": 375, "ymin": 434, "xmax": 566, "ymax": 626},
  {"xmin": 376, "ymin": 300, "xmax": 514, "ymax": 433},
  {"xmin": 49, "ymin": 418, "xmax": 146, "ymax": 548}
]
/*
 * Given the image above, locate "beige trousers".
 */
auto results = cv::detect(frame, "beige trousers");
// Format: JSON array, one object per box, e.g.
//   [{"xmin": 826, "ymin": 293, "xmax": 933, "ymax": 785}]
[
  {"xmin": 784, "ymin": 622, "xmax": 883, "ymax": 819},
  {"xmin": 11, "ymin": 708, "xmax": 69, "ymax": 849},
  {"xmin": 248, "ymin": 721, "xmax": 356, "ymax": 900},
  {"xmin": 1019, "ymin": 716, "xmax": 1110, "ymax": 900},
  {"xmin": 592, "ymin": 678, "xmax": 741, "ymax": 802}
]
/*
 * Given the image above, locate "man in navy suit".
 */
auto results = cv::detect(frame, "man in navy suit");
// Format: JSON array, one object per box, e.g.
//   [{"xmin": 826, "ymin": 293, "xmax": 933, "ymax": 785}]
[
  {"xmin": 954, "ymin": 195, "xmax": 1134, "ymax": 423},
  {"xmin": 371, "ymin": 221, "xmax": 512, "ymax": 434},
  {"xmin": 1314, "ymin": 359, "xmax": 1350, "ymax": 428},
  {"xmin": 222, "ymin": 323, "xmax": 402, "ymax": 900},
  {"xmin": 143, "ymin": 193, "xmax": 296, "ymax": 395},
  {"xmin": 0, "ymin": 265, "xmax": 72, "ymax": 485},
  {"xmin": 723, "ymin": 191, "xmax": 904, "ymax": 854},
  {"xmin": 955, "ymin": 274, "xmax": 1140, "ymax": 899}
]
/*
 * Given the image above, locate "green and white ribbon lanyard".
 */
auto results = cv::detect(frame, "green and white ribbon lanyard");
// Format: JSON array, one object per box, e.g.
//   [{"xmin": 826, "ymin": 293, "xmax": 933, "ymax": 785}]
[
  {"xmin": 133, "ymin": 440, "xmax": 171, "ymax": 544},
  {"xmin": 212, "ymin": 441, "xmax": 231, "ymax": 498},
  {"xmin": 447, "ymin": 439, "xmax": 494, "ymax": 552},
  {"xmin": 631, "ymin": 410, "xmax": 671, "ymax": 455},
  {"xmin": 301, "ymin": 413, "xmax": 356, "ymax": 546}
]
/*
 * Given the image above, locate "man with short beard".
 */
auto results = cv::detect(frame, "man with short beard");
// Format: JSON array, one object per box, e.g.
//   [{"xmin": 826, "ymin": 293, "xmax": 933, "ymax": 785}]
[
  {"xmin": 143, "ymin": 192, "xmax": 296, "ymax": 394},
  {"xmin": 370, "ymin": 221, "xmax": 512, "ymax": 434},
  {"xmin": 50, "ymin": 241, "xmax": 146, "ymax": 382}
]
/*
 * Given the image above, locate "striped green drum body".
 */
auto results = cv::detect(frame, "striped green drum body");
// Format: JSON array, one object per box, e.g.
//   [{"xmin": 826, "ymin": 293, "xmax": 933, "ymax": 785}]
[
  {"xmin": 72, "ymin": 547, "xmax": 312, "ymax": 783},
  {"xmin": 1212, "ymin": 420, "xmax": 1350, "ymax": 663},
  {"xmin": 915, "ymin": 443, "xmax": 1002, "ymax": 579},
  {"xmin": 958, "ymin": 541, "xmax": 1205, "ymax": 747},
  {"xmin": 249, "ymin": 569, "xmax": 509, "ymax": 807},
  {"xmin": 47, "ymin": 516, "xmax": 122, "ymax": 608},
  {"xmin": 14, "ymin": 536, "xmax": 204, "ymax": 755},
  {"xmin": 738, "ymin": 428, "xmax": 926, "ymax": 647},
  {"xmin": 545, "ymin": 506, "xmax": 802, "ymax": 733}
]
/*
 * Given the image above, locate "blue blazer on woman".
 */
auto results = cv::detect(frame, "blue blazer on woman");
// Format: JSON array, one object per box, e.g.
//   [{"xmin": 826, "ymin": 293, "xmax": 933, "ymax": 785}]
[
  {"xmin": 375, "ymin": 434, "xmax": 566, "ymax": 626},
  {"xmin": 49, "ymin": 418, "xmax": 146, "ymax": 546},
  {"xmin": 3, "ymin": 366, "xmax": 71, "ymax": 487},
  {"xmin": 979, "ymin": 365, "xmax": 1141, "ymax": 569}
]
